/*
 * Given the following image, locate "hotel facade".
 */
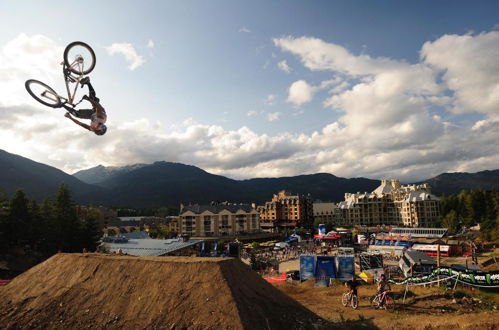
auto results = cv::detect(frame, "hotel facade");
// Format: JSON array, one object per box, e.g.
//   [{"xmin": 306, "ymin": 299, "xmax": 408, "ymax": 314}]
[
  {"xmin": 258, "ymin": 190, "xmax": 313, "ymax": 231},
  {"xmin": 336, "ymin": 179, "xmax": 441, "ymax": 227},
  {"xmin": 179, "ymin": 203, "xmax": 260, "ymax": 237}
]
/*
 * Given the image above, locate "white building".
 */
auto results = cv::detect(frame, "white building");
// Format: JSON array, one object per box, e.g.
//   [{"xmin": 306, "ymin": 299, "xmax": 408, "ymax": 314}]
[{"xmin": 337, "ymin": 179, "xmax": 440, "ymax": 227}]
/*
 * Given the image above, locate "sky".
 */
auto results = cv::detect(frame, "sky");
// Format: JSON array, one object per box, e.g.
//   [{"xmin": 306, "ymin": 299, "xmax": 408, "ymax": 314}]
[{"xmin": 0, "ymin": 1, "xmax": 498, "ymax": 182}]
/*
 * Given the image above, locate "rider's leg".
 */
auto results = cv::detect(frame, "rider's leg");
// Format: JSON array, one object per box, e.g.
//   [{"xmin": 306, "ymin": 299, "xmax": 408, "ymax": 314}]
[
  {"xmin": 86, "ymin": 82, "xmax": 96, "ymax": 99},
  {"xmin": 81, "ymin": 78, "xmax": 100, "ymax": 102}
]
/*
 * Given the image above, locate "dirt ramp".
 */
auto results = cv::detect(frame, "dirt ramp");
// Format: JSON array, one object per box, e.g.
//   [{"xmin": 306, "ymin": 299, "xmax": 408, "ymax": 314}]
[{"xmin": 0, "ymin": 254, "xmax": 325, "ymax": 329}]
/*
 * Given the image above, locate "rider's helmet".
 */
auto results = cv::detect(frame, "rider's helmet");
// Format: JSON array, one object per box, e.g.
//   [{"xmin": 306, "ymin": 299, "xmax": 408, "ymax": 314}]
[{"xmin": 94, "ymin": 124, "xmax": 107, "ymax": 136}]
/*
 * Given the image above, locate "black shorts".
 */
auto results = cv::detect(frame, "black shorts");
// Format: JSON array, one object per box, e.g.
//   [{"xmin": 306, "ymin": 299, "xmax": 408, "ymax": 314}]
[{"xmin": 74, "ymin": 109, "xmax": 95, "ymax": 119}]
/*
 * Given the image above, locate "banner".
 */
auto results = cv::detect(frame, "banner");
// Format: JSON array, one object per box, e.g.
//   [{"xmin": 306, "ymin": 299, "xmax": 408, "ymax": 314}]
[
  {"xmin": 315, "ymin": 256, "xmax": 336, "ymax": 287},
  {"xmin": 389, "ymin": 266, "xmax": 499, "ymax": 287},
  {"xmin": 337, "ymin": 256, "xmax": 355, "ymax": 281},
  {"xmin": 299, "ymin": 255, "xmax": 316, "ymax": 282}
]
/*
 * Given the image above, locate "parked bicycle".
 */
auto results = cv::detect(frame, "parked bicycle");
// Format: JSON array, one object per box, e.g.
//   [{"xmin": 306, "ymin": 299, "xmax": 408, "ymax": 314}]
[
  {"xmin": 341, "ymin": 289, "xmax": 359, "ymax": 309},
  {"xmin": 371, "ymin": 290, "xmax": 395, "ymax": 310}
]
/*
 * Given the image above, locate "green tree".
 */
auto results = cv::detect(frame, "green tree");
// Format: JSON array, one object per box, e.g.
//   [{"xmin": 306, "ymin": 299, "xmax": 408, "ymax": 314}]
[
  {"xmin": 80, "ymin": 212, "xmax": 102, "ymax": 251},
  {"xmin": 441, "ymin": 210, "xmax": 459, "ymax": 234},
  {"xmin": 54, "ymin": 184, "xmax": 80, "ymax": 252},
  {"xmin": 6, "ymin": 189, "xmax": 32, "ymax": 245}
]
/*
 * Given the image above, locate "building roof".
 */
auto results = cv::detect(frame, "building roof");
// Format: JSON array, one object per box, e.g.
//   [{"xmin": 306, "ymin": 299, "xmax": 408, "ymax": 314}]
[
  {"xmin": 373, "ymin": 181, "xmax": 396, "ymax": 197},
  {"xmin": 404, "ymin": 191, "xmax": 440, "ymax": 202},
  {"xmin": 181, "ymin": 204, "xmax": 255, "ymax": 214},
  {"xmin": 405, "ymin": 250, "xmax": 437, "ymax": 265},
  {"xmin": 103, "ymin": 238, "xmax": 203, "ymax": 257}
]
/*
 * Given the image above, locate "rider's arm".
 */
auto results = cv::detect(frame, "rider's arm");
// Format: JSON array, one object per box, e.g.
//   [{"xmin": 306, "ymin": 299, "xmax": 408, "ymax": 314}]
[{"xmin": 65, "ymin": 113, "xmax": 91, "ymax": 131}]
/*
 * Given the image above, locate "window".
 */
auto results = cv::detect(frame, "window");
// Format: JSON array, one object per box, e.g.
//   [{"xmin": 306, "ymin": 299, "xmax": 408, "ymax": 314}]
[{"xmin": 203, "ymin": 216, "xmax": 212, "ymax": 234}]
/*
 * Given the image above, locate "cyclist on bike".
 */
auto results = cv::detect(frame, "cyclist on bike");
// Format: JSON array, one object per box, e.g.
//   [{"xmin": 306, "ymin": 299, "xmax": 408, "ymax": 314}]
[
  {"xmin": 345, "ymin": 275, "xmax": 359, "ymax": 296},
  {"xmin": 377, "ymin": 274, "xmax": 391, "ymax": 308},
  {"xmin": 64, "ymin": 77, "xmax": 107, "ymax": 135}
]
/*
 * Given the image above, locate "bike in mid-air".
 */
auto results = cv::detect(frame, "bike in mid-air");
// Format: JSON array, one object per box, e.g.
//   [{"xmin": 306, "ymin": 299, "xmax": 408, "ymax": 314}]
[{"xmin": 25, "ymin": 41, "xmax": 96, "ymax": 113}]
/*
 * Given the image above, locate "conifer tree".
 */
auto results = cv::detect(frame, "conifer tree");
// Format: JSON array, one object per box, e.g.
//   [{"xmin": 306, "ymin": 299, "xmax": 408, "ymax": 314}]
[{"xmin": 54, "ymin": 184, "xmax": 80, "ymax": 252}]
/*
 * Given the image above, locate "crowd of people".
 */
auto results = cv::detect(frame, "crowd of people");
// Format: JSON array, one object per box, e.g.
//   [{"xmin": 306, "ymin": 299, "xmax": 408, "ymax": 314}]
[{"xmin": 241, "ymin": 239, "xmax": 344, "ymax": 274}]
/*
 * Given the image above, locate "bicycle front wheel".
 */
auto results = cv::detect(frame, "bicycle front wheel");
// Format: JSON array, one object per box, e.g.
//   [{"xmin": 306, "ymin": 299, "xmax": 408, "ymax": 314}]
[
  {"xmin": 371, "ymin": 295, "xmax": 380, "ymax": 309},
  {"xmin": 25, "ymin": 80, "xmax": 62, "ymax": 108},
  {"xmin": 341, "ymin": 293, "xmax": 349, "ymax": 307},
  {"xmin": 63, "ymin": 41, "xmax": 96, "ymax": 75}
]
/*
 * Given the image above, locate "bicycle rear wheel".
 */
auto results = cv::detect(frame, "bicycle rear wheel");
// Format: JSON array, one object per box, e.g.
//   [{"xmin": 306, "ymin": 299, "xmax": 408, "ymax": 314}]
[
  {"xmin": 385, "ymin": 295, "xmax": 396, "ymax": 310},
  {"xmin": 63, "ymin": 41, "xmax": 96, "ymax": 75},
  {"xmin": 25, "ymin": 79, "xmax": 62, "ymax": 108},
  {"xmin": 351, "ymin": 295, "xmax": 358, "ymax": 309}
]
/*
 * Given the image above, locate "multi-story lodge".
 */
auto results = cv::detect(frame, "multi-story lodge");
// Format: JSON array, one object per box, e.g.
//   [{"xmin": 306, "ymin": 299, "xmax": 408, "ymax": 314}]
[
  {"xmin": 258, "ymin": 190, "xmax": 313, "ymax": 231},
  {"xmin": 179, "ymin": 203, "xmax": 260, "ymax": 238},
  {"xmin": 336, "ymin": 179, "xmax": 440, "ymax": 227},
  {"xmin": 313, "ymin": 202, "xmax": 337, "ymax": 224}
]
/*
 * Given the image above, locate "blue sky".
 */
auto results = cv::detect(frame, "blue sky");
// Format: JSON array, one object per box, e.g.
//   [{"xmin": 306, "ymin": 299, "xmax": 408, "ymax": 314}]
[{"xmin": 0, "ymin": 1, "xmax": 498, "ymax": 181}]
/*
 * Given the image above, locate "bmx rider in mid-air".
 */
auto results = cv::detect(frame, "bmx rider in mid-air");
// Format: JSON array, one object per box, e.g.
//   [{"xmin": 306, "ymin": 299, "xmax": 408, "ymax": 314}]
[{"xmin": 64, "ymin": 77, "xmax": 107, "ymax": 136}]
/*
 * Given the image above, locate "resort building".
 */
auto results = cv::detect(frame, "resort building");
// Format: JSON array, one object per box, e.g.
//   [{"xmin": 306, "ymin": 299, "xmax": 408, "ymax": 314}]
[
  {"xmin": 336, "ymin": 179, "xmax": 440, "ymax": 227},
  {"xmin": 313, "ymin": 202, "xmax": 337, "ymax": 224},
  {"xmin": 258, "ymin": 190, "xmax": 313, "ymax": 231},
  {"xmin": 179, "ymin": 203, "xmax": 260, "ymax": 238}
]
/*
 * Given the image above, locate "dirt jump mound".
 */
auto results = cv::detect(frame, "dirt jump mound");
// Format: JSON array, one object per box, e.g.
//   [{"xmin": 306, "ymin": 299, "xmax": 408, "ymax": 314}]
[{"xmin": 0, "ymin": 253, "xmax": 325, "ymax": 329}]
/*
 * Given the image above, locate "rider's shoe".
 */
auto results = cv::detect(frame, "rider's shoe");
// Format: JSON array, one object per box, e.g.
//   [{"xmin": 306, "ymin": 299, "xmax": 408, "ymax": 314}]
[{"xmin": 80, "ymin": 77, "xmax": 90, "ymax": 87}]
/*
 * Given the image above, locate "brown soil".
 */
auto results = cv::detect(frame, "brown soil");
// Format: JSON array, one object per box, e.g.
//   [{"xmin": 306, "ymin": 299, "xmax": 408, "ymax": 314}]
[
  {"xmin": 0, "ymin": 253, "xmax": 327, "ymax": 329},
  {"xmin": 276, "ymin": 280, "xmax": 499, "ymax": 329}
]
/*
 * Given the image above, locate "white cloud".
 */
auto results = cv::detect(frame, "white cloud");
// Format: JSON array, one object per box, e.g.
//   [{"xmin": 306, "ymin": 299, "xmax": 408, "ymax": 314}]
[
  {"xmin": 267, "ymin": 112, "xmax": 281, "ymax": 122},
  {"xmin": 246, "ymin": 110, "xmax": 261, "ymax": 117},
  {"xmin": 421, "ymin": 31, "xmax": 499, "ymax": 116},
  {"xmin": 264, "ymin": 94, "xmax": 277, "ymax": 105},
  {"xmin": 0, "ymin": 33, "xmax": 63, "ymax": 107},
  {"xmin": 287, "ymin": 80, "xmax": 316, "ymax": 106},
  {"xmin": 277, "ymin": 60, "xmax": 291, "ymax": 73},
  {"xmin": 239, "ymin": 27, "xmax": 251, "ymax": 33},
  {"xmin": 105, "ymin": 43, "xmax": 145, "ymax": 70},
  {"xmin": 147, "ymin": 40, "xmax": 155, "ymax": 48},
  {"xmin": 1, "ymin": 32, "xmax": 499, "ymax": 183}
]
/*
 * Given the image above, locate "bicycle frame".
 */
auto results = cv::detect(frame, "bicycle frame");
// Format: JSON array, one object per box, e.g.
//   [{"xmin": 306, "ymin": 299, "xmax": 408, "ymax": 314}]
[{"xmin": 62, "ymin": 56, "xmax": 86, "ymax": 105}]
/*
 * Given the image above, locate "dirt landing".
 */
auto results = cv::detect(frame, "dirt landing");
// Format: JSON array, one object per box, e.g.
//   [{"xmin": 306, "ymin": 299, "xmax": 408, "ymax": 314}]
[
  {"xmin": 0, "ymin": 253, "xmax": 326, "ymax": 329},
  {"xmin": 276, "ymin": 280, "xmax": 499, "ymax": 329}
]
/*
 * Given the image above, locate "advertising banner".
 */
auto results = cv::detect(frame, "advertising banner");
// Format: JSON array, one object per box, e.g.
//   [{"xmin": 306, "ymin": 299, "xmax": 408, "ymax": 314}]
[
  {"xmin": 337, "ymin": 256, "xmax": 355, "ymax": 281},
  {"xmin": 315, "ymin": 256, "xmax": 336, "ymax": 287},
  {"xmin": 299, "ymin": 255, "xmax": 316, "ymax": 282},
  {"xmin": 389, "ymin": 266, "xmax": 499, "ymax": 287}
]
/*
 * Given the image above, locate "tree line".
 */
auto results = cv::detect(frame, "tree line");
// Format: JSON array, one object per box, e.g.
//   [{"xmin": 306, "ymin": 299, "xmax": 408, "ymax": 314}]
[
  {"xmin": 439, "ymin": 189, "xmax": 499, "ymax": 240},
  {"xmin": 0, "ymin": 184, "xmax": 103, "ymax": 255}
]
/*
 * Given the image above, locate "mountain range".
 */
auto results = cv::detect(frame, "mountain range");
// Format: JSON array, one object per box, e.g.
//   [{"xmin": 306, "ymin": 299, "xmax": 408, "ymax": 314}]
[{"xmin": 1, "ymin": 148, "xmax": 498, "ymax": 208}]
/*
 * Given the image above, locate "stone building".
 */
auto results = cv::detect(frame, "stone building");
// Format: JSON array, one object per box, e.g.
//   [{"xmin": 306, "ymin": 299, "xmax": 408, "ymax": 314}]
[
  {"xmin": 312, "ymin": 202, "xmax": 337, "ymax": 224},
  {"xmin": 179, "ymin": 203, "xmax": 260, "ymax": 237},
  {"xmin": 258, "ymin": 190, "xmax": 313, "ymax": 231},
  {"xmin": 336, "ymin": 179, "xmax": 440, "ymax": 227}
]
